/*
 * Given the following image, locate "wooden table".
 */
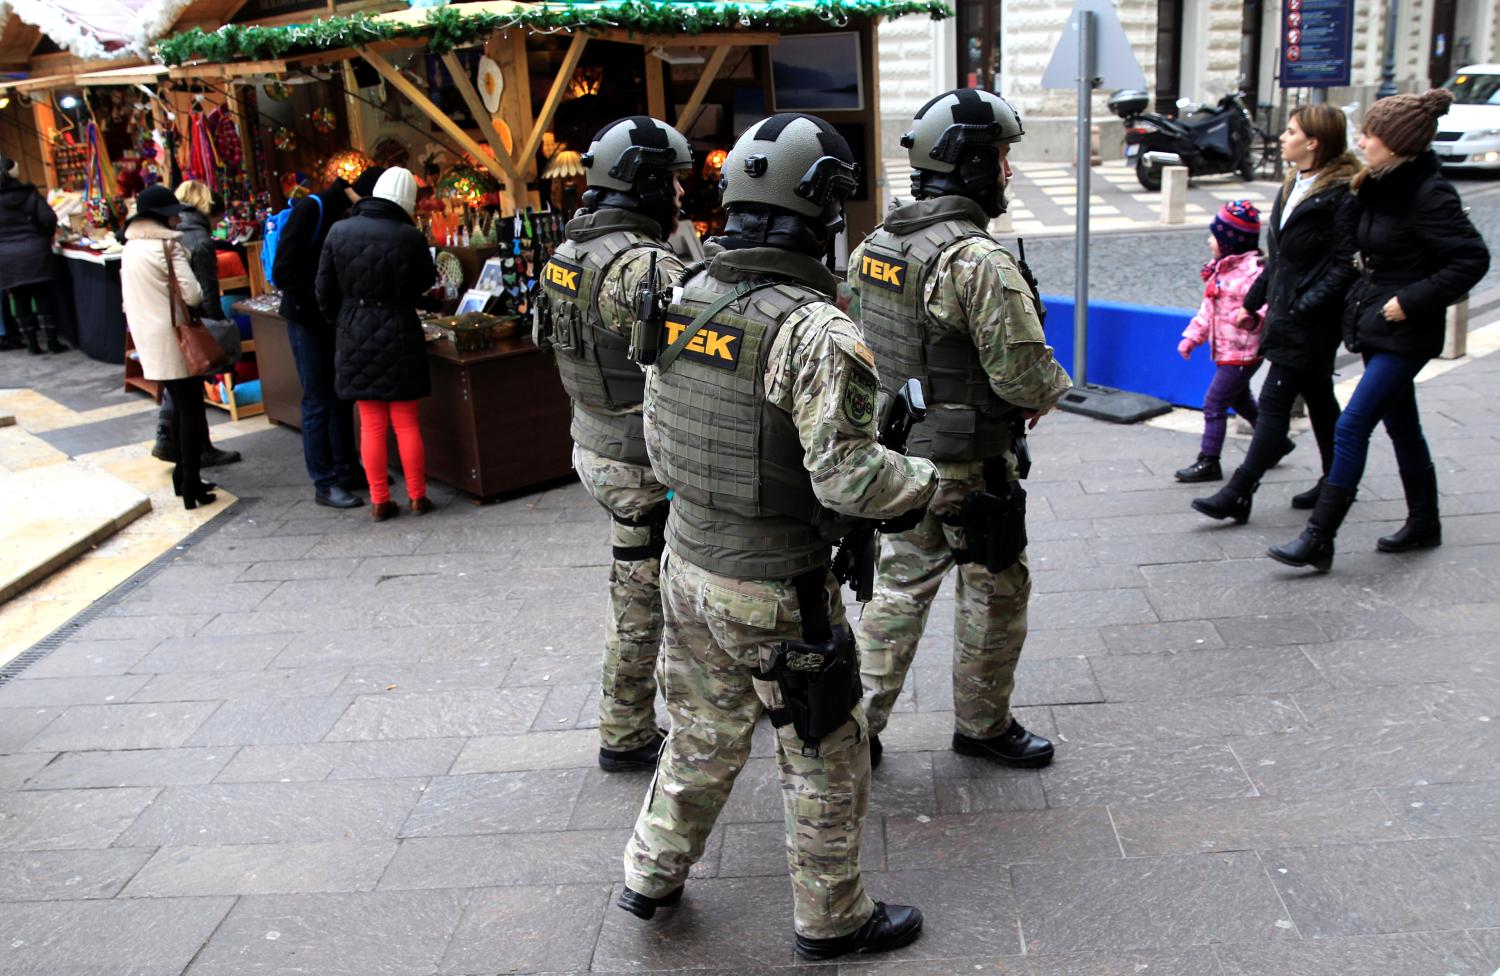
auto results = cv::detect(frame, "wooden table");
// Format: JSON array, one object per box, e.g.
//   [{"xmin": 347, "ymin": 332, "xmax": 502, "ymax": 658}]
[{"xmin": 236, "ymin": 302, "xmax": 573, "ymax": 499}]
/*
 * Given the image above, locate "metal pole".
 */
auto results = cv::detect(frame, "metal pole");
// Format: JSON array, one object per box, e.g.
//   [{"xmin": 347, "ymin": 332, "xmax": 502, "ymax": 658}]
[
  {"xmin": 1377, "ymin": 0, "xmax": 1401, "ymax": 99},
  {"xmin": 1073, "ymin": 8, "xmax": 1093, "ymax": 388}
]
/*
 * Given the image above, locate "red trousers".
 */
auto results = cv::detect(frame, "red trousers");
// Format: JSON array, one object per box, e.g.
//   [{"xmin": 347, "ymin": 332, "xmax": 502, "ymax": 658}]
[{"xmin": 357, "ymin": 400, "xmax": 426, "ymax": 504}]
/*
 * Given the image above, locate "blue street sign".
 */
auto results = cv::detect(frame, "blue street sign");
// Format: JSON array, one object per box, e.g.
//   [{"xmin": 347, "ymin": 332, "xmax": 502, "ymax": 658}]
[{"xmin": 1280, "ymin": 0, "xmax": 1354, "ymax": 87}]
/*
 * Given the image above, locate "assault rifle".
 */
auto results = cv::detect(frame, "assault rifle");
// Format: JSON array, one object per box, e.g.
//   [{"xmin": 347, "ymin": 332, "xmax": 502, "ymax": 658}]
[{"xmin": 831, "ymin": 377, "xmax": 928, "ymax": 602}]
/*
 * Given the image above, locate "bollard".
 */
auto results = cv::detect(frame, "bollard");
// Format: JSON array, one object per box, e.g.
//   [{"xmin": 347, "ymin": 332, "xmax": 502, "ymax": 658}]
[
  {"xmin": 1159, "ymin": 165, "xmax": 1188, "ymax": 224},
  {"xmin": 1441, "ymin": 296, "xmax": 1469, "ymax": 359}
]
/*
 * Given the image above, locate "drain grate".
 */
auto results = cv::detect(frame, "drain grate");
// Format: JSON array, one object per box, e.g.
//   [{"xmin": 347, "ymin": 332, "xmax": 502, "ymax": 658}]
[{"xmin": 0, "ymin": 498, "xmax": 244, "ymax": 687}]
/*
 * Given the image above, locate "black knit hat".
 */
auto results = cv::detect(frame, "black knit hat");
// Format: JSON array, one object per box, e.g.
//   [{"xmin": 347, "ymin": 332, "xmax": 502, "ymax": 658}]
[
  {"xmin": 126, "ymin": 183, "xmax": 190, "ymax": 226},
  {"xmin": 1362, "ymin": 89, "xmax": 1454, "ymax": 156},
  {"xmin": 351, "ymin": 165, "xmax": 386, "ymax": 198}
]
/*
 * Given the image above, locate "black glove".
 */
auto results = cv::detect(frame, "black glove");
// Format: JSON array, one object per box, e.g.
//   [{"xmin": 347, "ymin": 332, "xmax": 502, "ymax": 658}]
[{"xmin": 878, "ymin": 504, "xmax": 927, "ymax": 535}]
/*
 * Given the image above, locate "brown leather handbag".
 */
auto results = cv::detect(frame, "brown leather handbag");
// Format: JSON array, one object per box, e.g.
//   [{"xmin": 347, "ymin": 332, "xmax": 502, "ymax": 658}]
[{"xmin": 163, "ymin": 240, "xmax": 228, "ymax": 376}]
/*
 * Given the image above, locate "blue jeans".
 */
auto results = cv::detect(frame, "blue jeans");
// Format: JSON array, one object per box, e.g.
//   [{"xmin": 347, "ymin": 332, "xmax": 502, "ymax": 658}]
[
  {"xmin": 287, "ymin": 319, "xmax": 357, "ymax": 490},
  {"xmin": 1328, "ymin": 351, "xmax": 1432, "ymax": 490}
]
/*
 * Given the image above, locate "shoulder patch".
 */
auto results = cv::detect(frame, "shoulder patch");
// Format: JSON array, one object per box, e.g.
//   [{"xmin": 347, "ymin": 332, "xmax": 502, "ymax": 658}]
[
  {"xmin": 852, "ymin": 340, "xmax": 875, "ymax": 368},
  {"xmin": 542, "ymin": 257, "xmax": 582, "ymax": 296},
  {"xmin": 844, "ymin": 367, "xmax": 877, "ymax": 426},
  {"xmin": 858, "ymin": 251, "xmax": 909, "ymax": 292}
]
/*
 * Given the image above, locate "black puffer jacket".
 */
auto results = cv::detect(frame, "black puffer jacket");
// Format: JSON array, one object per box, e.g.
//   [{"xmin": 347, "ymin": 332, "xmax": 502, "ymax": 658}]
[
  {"xmin": 0, "ymin": 177, "xmax": 59, "ymax": 290},
  {"xmin": 1243, "ymin": 153, "xmax": 1360, "ymax": 373},
  {"xmin": 1343, "ymin": 151, "xmax": 1490, "ymax": 360},
  {"xmin": 174, "ymin": 208, "xmax": 222, "ymax": 319},
  {"xmin": 316, "ymin": 197, "xmax": 436, "ymax": 402},
  {"xmin": 273, "ymin": 180, "xmax": 354, "ymax": 331}
]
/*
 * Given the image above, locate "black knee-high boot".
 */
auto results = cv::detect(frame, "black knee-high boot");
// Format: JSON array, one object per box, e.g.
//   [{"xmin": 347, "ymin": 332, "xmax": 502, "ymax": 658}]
[
  {"xmin": 38, "ymin": 315, "xmax": 67, "ymax": 353},
  {"xmin": 1268, "ymin": 484, "xmax": 1356, "ymax": 572},
  {"xmin": 18, "ymin": 316, "xmax": 41, "ymax": 355},
  {"xmin": 1377, "ymin": 465, "xmax": 1441, "ymax": 552}
]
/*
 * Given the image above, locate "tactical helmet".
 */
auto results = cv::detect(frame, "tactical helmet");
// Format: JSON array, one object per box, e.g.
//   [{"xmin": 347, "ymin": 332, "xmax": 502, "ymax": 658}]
[
  {"xmin": 718, "ymin": 113, "xmax": 859, "ymax": 250},
  {"xmin": 580, "ymin": 116, "xmax": 692, "ymax": 228},
  {"xmin": 903, "ymin": 89, "xmax": 1023, "ymax": 216}
]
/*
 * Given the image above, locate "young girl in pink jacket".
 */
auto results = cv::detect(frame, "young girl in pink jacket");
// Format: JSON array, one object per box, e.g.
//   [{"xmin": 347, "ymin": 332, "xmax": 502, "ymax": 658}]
[{"xmin": 1175, "ymin": 200, "xmax": 1271, "ymax": 483}]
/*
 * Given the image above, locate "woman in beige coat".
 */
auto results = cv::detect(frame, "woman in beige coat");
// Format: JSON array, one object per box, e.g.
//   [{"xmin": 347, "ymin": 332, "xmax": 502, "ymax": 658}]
[{"xmin": 122, "ymin": 184, "xmax": 213, "ymax": 509}]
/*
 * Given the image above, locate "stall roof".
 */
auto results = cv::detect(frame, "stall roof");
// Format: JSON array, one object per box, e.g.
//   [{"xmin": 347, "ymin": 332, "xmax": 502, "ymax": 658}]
[
  {"xmin": 0, "ymin": 72, "xmax": 74, "ymax": 92},
  {"xmin": 75, "ymin": 63, "xmax": 169, "ymax": 86},
  {"xmin": 155, "ymin": 0, "xmax": 950, "ymax": 65}
]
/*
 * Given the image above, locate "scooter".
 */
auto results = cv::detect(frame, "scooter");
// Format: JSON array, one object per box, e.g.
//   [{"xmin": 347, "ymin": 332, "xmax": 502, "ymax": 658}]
[{"xmin": 1107, "ymin": 89, "xmax": 1258, "ymax": 191}]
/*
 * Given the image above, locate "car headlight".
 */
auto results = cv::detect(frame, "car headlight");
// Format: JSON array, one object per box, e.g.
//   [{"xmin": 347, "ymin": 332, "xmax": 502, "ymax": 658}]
[{"xmin": 1460, "ymin": 128, "xmax": 1500, "ymax": 141}]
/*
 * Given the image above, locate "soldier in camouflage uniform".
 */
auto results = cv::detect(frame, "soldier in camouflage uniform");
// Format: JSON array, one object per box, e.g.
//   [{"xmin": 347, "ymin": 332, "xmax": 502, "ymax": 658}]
[
  {"xmin": 850, "ymin": 89, "xmax": 1072, "ymax": 769},
  {"xmin": 618, "ymin": 114, "xmax": 938, "ymax": 960},
  {"xmin": 535, "ymin": 117, "xmax": 690, "ymax": 772}
]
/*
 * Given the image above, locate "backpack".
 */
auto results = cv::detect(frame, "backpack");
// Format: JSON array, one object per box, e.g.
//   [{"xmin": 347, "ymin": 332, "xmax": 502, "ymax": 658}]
[{"xmin": 261, "ymin": 194, "xmax": 323, "ymax": 289}]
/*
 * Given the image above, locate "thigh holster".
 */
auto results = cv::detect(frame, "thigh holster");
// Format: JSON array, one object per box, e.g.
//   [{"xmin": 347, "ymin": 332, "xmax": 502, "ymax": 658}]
[
  {"xmin": 754, "ymin": 569, "xmax": 862, "ymax": 758},
  {"xmin": 611, "ymin": 502, "xmax": 669, "ymax": 562}
]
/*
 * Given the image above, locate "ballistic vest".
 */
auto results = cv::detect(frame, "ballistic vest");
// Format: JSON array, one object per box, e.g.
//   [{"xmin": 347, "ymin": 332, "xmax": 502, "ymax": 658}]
[
  {"xmin": 856, "ymin": 196, "xmax": 1012, "ymax": 461},
  {"xmin": 539, "ymin": 210, "xmax": 665, "ymax": 465},
  {"xmin": 650, "ymin": 248, "xmax": 847, "ymax": 580}
]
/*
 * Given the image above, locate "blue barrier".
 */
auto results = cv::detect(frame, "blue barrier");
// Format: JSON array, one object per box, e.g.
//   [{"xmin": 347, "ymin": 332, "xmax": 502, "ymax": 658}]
[{"xmin": 1040, "ymin": 295, "xmax": 1219, "ymax": 408}]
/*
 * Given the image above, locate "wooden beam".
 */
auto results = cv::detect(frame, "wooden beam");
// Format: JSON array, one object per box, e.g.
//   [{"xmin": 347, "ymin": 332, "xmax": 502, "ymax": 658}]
[
  {"xmin": 676, "ymin": 46, "xmax": 731, "ymax": 133},
  {"xmin": 292, "ymin": 37, "xmax": 423, "ymax": 69},
  {"xmin": 440, "ymin": 49, "xmax": 526, "ymax": 192},
  {"xmin": 168, "ymin": 60, "xmax": 287, "ymax": 79},
  {"xmin": 595, "ymin": 30, "xmax": 778, "ymax": 48},
  {"xmin": 515, "ymin": 32, "xmax": 587, "ymax": 171},
  {"xmin": 356, "ymin": 45, "xmax": 512, "ymax": 189},
  {"xmin": 643, "ymin": 49, "xmax": 665, "ymax": 119}
]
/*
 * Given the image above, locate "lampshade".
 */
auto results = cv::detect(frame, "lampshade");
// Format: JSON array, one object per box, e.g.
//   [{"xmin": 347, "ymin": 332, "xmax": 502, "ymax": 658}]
[
  {"xmin": 436, "ymin": 165, "xmax": 499, "ymax": 204},
  {"xmin": 542, "ymin": 150, "xmax": 586, "ymax": 180}
]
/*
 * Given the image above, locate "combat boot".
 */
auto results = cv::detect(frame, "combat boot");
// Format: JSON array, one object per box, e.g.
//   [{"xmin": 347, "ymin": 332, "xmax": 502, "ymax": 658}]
[
  {"xmin": 1268, "ymin": 483, "xmax": 1355, "ymax": 572},
  {"xmin": 953, "ymin": 719, "xmax": 1054, "ymax": 768},
  {"xmin": 1192, "ymin": 468, "xmax": 1258, "ymax": 524},
  {"xmin": 18, "ymin": 316, "xmax": 41, "ymax": 355},
  {"xmin": 39, "ymin": 315, "xmax": 67, "ymax": 353},
  {"xmin": 1174, "ymin": 453, "xmax": 1221, "ymax": 483},
  {"xmin": 794, "ymin": 902, "xmax": 924, "ymax": 960},
  {"xmin": 1377, "ymin": 464, "xmax": 1441, "ymax": 552},
  {"xmin": 599, "ymin": 729, "xmax": 667, "ymax": 773},
  {"xmin": 617, "ymin": 883, "xmax": 683, "ymax": 920}
]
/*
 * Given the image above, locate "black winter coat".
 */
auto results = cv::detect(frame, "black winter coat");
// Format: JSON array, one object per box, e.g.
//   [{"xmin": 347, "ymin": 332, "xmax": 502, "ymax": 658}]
[
  {"xmin": 273, "ymin": 180, "xmax": 354, "ymax": 331},
  {"xmin": 0, "ymin": 178, "xmax": 59, "ymax": 291},
  {"xmin": 316, "ymin": 197, "xmax": 436, "ymax": 402},
  {"xmin": 1243, "ymin": 154, "xmax": 1360, "ymax": 374},
  {"xmin": 175, "ymin": 209, "xmax": 222, "ymax": 319},
  {"xmin": 1343, "ymin": 151, "xmax": 1490, "ymax": 360}
]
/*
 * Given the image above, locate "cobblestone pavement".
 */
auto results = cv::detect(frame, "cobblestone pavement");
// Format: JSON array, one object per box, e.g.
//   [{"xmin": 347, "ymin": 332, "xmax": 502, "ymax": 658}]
[{"xmin": 2, "ymin": 316, "xmax": 1499, "ymax": 973}]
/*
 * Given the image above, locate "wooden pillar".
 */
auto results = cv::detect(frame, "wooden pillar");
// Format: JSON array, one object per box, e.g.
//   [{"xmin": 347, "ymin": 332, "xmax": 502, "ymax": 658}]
[
  {"xmin": 489, "ymin": 30, "xmax": 537, "ymax": 204},
  {"xmin": 644, "ymin": 48, "xmax": 666, "ymax": 119},
  {"xmin": 32, "ymin": 100, "xmax": 57, "ymax": 189}
]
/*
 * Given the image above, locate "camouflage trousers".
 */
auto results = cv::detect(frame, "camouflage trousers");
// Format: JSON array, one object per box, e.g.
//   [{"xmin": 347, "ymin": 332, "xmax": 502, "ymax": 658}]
[
  {"xmin": 623, "ymin": 544, "xmax": 876, "ymax": 939},
  {"xmin": 857, "ymin": 466, "xmax": 1031, "ymax": 741},
  {"xmin": 573, "ymin": 444, "xmax": 669, "ymax": 752}
]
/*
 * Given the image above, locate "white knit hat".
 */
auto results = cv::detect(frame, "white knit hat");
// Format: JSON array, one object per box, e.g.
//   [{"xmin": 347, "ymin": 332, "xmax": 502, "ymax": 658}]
[{"xmin": 373, "ymin": 167, "xmax": 418, "ymax": 216}]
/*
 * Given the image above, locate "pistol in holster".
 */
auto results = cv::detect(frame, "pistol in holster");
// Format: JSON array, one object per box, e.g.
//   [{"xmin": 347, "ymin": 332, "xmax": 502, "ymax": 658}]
[
  {"xmin": 630, "ymin": 251, "xmax": 667, "ymax": 367},
  {"xmin": 947, "ymin": 447, "xmax": 1028, "ymax": 574},
  {"xmin": 754, "ymin": 570, "xmax": 862, "ymax": 757}
]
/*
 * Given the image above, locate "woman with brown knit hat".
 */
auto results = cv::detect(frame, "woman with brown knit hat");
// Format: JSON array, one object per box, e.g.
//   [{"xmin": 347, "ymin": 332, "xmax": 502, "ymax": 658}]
[{"xmin": 1270, "ymin": 89, "xmax": 1490, "ymax": 572}]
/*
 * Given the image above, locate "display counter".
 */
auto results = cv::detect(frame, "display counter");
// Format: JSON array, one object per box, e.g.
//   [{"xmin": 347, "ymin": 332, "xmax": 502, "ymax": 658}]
[
  {"xmin": 236, "ymin": 300, "xmax": 573, "ymax": 499},
  {"xmin": 59, "ymin": 248, "xmax": 125, "ymax": 364}
]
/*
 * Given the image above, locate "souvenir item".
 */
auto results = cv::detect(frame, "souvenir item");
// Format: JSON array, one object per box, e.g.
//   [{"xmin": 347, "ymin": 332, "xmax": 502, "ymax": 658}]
[
  {"xmin": 274, "ymin": 127, "xmax": 297, "ymax": 152},
  {"xmin": 264, "ymin": 81, "xmax": 293, "ymax": 102},
  {"xmin": 311, "ymin": 106, "xmax": 336, "ymax": 134},
  {"xmin": 477, "ymin": 56, "xmax": 504, "ymax": 114}
]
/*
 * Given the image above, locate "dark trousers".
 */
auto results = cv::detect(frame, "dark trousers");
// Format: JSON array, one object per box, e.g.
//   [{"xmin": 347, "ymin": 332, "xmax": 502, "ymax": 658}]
[
  {"xmin": 162, "ymin": 378, "xmax": 207, "ymax": 493},
  {"xmin": 287, "ymin": 319, "xmax": 357, "ymax": 490},
  {"xmin": 8, "ymin": 282, "xmax": 60, "ymax": 320},
  {"xmin": 1329, "ymin": 351, "xmax": 1431, "ymax": 490},
  {"xmin": 1200, "ymin": 362, "xmax": 1261, "ymax": 456},
  {"xmin": 1240, "ymin": 361, "xmax": 1342, "ymax": 480}
]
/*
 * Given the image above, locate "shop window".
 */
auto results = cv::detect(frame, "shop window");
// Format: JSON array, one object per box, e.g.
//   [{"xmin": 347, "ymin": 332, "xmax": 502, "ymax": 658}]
[{"xmin": 956, "ymin": 0, "xmax": 1002, "ymax": 92}]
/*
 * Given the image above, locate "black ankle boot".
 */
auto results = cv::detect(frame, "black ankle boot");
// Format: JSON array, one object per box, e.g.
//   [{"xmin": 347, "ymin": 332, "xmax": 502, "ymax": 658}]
[
  {"xmin": 1291, "ymin": 477, "xmax": 1324, "ymax": 510},
  {"xmin": 1270, "ymin": 438, "xmax": 1297, "ymax": 467},
  {"xmin": 1175, "ymin": 453, "xmax": 1222, "ymax": 483},
  {"xmin": 794, "ymin": 902, "xmax": 924, "ymax": 960},
  {"xmin": 18, "ymin": 317, "xmax": 41, "ymax": 355},
  {"xmin": 618, "ymin": 883, "xmax": 683, "ymax": 920},
  {"xmin": 39, "ymin": 316, "xmax": 67, "ymax": 354},
  {"xmin": 1378, "ymin": 465, "xmax": 1441, "ymax": 552},
  {"xmin": 1192, "ymin": 470, "xmax": 1258, "ymax": 524},
  {"xmin": 1269, "ymin": 484, "xmax": 1356, "ymax": 572}
]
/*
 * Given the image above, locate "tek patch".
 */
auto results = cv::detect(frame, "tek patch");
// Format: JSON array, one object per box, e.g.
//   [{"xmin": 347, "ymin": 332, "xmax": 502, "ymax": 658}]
[
  {"xmin": 542, "ymin": 258, "xmax": 583, "ymax": 296},
  {"xmin": 858, "ymin": 253, "xmax": 908, "ymax": 292},
  {"xmin": 663, "ymin": 315, "xmax": 743, "ymax": 370}
]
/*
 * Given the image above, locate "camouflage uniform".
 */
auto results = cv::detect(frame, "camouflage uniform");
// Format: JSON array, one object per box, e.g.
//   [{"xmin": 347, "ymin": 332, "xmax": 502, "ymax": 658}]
[
  {"xmin": 624, "ymin": 246, "xmax": 937, "ymax": 939},
  {"xmin": 850, "ymin": 196, "xmax": 1072, "ymax": 741},
  {"xmin": 542, "ymin": 209, "xmax": 685, "ymax": 752}
]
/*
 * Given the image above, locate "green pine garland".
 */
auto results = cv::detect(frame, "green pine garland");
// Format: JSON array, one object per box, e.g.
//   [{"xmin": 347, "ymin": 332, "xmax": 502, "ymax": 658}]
[{"xmin": 156, "ymin": 0, "xmax": 952, "ymax": 66}]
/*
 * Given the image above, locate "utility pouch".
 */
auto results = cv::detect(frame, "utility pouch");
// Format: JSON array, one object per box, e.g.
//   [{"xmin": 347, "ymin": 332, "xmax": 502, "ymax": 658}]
[{"xmin": 530, "ymin": 287, "xmax": 553, "ymax": 350}]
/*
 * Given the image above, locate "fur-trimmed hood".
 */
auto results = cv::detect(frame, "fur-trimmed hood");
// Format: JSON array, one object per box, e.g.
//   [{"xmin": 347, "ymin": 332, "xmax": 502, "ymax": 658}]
[{"xmin": 121, "ymin": 219, "xmax": 181, "ymax": 242}]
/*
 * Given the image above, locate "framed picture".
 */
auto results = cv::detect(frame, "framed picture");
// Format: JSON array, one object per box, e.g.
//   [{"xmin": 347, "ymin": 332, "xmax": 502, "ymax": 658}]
[
  {"xmin": 770, "ymin": 33, "xmax": 864, "ymax": 112},
  {"xmin": 475, "ymin": 257, "xmax": 506, "ymax": 293},
  {"xmin": 456, "ymin": 290, "xmax": 494, "ymax": 315}
]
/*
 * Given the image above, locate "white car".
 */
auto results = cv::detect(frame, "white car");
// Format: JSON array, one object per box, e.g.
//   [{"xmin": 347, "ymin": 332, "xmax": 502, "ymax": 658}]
[{"xmin": 1433, "ymin": 65, "xmax": 1500, "ymax": 170}]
